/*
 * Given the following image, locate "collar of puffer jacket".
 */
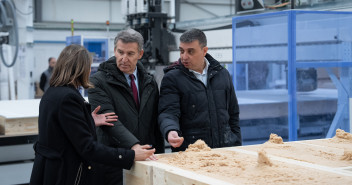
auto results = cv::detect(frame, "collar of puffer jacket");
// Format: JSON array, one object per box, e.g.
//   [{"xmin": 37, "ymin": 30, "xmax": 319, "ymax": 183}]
[{"xmin": 163, "ymin": 53, "xmax": 223, "ymax": 74}]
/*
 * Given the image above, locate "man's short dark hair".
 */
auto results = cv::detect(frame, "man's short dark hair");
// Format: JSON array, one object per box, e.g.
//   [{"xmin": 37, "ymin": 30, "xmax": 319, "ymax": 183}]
[
  {"xmin": 180, "ymin": 28, "xmax": 207, "ymax": 48},
  {"xmin": 48, "ymin": 57, "xmax": 54, "ymax": 63}
]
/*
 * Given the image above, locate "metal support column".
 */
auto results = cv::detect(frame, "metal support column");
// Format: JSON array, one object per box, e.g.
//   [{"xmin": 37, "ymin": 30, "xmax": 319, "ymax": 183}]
[{"xmin": 287, "ymin": 11, "xmax": 298, "ymax": 141}]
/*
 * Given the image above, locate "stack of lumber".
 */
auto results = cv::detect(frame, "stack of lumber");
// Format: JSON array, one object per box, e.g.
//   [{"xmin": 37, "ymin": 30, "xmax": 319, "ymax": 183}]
[{"xmin": 0, "ymin": 99, "xmax": 40, "ymax": 135}]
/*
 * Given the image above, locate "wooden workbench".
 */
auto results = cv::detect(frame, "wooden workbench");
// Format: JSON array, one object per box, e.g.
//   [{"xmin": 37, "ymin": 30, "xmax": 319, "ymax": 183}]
[
  {"xmin": 124, "ymin": 138, "xmax": 352, "ymax": 185},
  {"xmin": 0, "ymin": 99, "xmax": 40, "ymax": 135}
]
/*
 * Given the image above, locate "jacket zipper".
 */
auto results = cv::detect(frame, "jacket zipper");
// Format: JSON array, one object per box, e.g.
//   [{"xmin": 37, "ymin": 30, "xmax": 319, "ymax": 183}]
[{"xmin": 74, "ymin": 162, "xmax": 83, "ymax": 185}]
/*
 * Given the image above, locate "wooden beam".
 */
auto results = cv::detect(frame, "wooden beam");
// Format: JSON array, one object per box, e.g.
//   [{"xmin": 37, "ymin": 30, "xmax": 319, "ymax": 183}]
[{"xmin": 0, "ymin": 116, "xmax": 38, "ymax": 135}]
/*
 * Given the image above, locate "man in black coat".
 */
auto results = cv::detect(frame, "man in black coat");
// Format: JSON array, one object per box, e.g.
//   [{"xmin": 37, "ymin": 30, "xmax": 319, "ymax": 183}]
[
  {"xmin": 88, "ymin": 29, "xmax": 164, "ymax": 185},
  {"xmin": 39, "ymin": 57, "xmax": 56, "ymax": 92},
  {"xmin": 158, "ymin": 28, "xmax": 242, "ymax": 152}
]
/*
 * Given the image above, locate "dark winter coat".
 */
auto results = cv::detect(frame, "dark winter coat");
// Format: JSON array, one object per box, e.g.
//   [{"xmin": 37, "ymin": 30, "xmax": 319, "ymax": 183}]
[
  {"xmin": 158, "ymin": 53, "xmax": 242, "ymax": 152},
  {"xmin": 30, "ymin": 85, "xmax": 134, "ymax": 185},
  {"xmin": 88, "ymin": 57, "xmax": 164, "ymax": 153},
  {"xmin": 39, "ymin": 67, "xmax": 53, "ymax": 92}
]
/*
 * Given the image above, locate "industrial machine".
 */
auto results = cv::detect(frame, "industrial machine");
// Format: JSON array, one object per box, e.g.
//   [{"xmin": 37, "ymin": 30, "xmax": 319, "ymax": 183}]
[
  {"xmin": 236, "ymin": 0, "xmax": 265, "ymax": 14},
  {"xmin": 0, "ymin": 3, "xmax": 35, "ymax": 184},
  {"xmin": 0, "ymin": 0, "xmax": 18, "ymax": 68},
  {"xmin": 123, "ymin": 0, "xmax": 176, "ymax": 72}
]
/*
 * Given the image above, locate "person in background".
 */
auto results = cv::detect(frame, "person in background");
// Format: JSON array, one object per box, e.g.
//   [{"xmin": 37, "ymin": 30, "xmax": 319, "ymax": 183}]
[
  {"xmin": 39, "ymin": 57, "xmax": 56, "ymax": 92},
  {"xmin": 88, "ymin": 29, "xmax": 164, "ymax": 185},
  {"xmin": 158, "ymin": 28, "xmax": 242, "ymax": 152},
  {"xmin": 29, "ymin": 45, "xmax": 155, "ymax": 185}
]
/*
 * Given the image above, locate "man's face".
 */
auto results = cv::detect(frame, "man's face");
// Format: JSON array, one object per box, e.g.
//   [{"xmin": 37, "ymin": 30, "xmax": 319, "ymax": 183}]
[
  {"xmin": 114, "ymin": 40, "xmax": 143, "ymax": 74},
  {"xmin": 49, "ymin": 58, "xmax": 56, "ymax": 68},
  {"xmin": 179, "ymin": 40, "xmax": 208, "ymax": 72}
]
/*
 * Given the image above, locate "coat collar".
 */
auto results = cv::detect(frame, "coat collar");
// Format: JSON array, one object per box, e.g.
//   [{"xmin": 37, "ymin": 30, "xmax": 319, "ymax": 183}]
[
  {"xmin": 164, "ymin": 53, "xmax": 223, "ymax": 78},
  {"xmin": 98, "ymin": 57, "xmax": 153, "ymax": 88}
]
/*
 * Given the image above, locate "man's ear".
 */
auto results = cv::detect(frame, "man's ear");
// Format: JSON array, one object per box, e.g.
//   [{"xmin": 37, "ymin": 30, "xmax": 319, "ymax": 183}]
[
  {"xmin": 139, "ymin": 49, "xmax": 144, "ymax": 59},
  {"xmin": 203, "ymin": 46, "xmax": 208, "ymax": 56}
]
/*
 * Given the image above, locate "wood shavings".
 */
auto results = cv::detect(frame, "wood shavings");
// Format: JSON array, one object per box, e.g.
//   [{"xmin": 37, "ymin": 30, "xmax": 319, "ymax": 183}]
[
  {"xmin": 267, "ymin": 133, "xmax": 284, "ymax": 144},
  {"xmin": 334, "ymin": 129, "xmax": 352, "ymax": 141},
  {"xmin": 257, "ymin": 149, "xmax": 273, "ymax": 166},
  {"xmin": 341, "ymin": 149, "xmax": 352, "ymax": 161},
  {"xmin": 156, "ymin": 138, "xmax": 352, "ymax": 184},
  {"xmin": 185, "ymin": 139, "xmax": 211, "ymax": 152}
]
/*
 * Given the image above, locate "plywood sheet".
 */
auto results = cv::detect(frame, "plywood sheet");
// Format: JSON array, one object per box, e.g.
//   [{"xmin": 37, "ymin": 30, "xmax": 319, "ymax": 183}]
[
  {"xmin": 0, "ymin": 99, "xmax": 40, "ymax": 119},
  {"xmin": 0, "ymin": 117, "xmax": 38, "ymax": 135},
  {"xmin": 125, "ymin": 159, "xmax": 234, "ymax": 185}
]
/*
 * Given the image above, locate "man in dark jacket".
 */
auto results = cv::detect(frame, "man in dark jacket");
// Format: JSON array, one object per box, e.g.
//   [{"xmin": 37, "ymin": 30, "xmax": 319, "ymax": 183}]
[
  {"xmin": 39, "ymin": 57, "xmax": 56, "ymax": 92},
  {"xmin": 159, "ymin": 28, "xmax": 242, "ymax": 152},
  {"xmin": 88, "ymin": 29, "xmax": 164, "ymax": 185}
]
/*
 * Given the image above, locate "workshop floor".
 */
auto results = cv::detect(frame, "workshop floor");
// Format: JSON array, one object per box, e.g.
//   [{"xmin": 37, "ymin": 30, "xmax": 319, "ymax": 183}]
[{"xmin": 0, "ymin": 160, "xmax": 33, "ymax": 185}]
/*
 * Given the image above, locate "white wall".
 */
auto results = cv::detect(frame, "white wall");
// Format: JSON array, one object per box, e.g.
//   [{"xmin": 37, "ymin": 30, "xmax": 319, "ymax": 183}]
[
  {"xmin": 33, "ymin": 29, "xmax": 118, "ymax": 83},
  {"xmin": 42, "ymin": 0, "xmax": 124, "ymax": 23},
  {"xmin": 40, "ymin": 0, "xmax": 235, "ymax": 23},
  {"xmin": 179, "ymin": 0, "xmax": 235, "ymax": 21}
]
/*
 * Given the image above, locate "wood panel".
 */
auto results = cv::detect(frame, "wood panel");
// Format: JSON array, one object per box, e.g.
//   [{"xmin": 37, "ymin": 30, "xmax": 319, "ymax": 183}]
[
  {"xmin": 124, "ymin": 160, "xmax": 234, "ymax": 185},
  {"xmin": 0, "ymin": 116, "xmax": 38, "ymax": 135}
]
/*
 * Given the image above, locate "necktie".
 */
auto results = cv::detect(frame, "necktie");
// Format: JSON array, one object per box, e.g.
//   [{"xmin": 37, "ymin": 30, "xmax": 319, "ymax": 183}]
[{"xmin": 129, "ymin": 74, "xmax": 139, "ymax": 109}]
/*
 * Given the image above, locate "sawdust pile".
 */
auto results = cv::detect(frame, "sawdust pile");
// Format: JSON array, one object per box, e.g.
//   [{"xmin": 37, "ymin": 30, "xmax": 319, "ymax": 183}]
[
  {"xmin": 156, "ymin": 137, "xmax": 352, "ymax": 184},
  {"xmin": 341, "ymin": 149, "xmax": 352, "ymax": 160},
  {"xmin": 267, "ymin": 133, "xmax": 284, "ymax": 144},
  {"xmin": 185, "ymin": 139, "xmax": 211, "ymax": 152},
  {"xmin": 257, "ymin": 149, "xmax": 273, "ymax": 166},
  {"xmin": 161, "ymin": 140, "xmax": 240, "ymax": 170},
  {"xmin": 334, "ymin": 129, "xmax": 352, "ymax": 140}
]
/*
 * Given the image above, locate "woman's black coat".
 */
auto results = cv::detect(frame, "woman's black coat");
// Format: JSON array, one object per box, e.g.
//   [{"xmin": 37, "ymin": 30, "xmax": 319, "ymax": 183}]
[{"xmin": 30, "ymin": 85, "xmax": 135, "ymax": 185}]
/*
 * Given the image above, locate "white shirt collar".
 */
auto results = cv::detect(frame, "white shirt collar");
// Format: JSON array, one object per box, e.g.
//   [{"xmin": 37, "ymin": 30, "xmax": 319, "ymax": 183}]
[
  {"xmin": 123, "ymin": 66, "xmax": 138, "ymax": 80},
  {"xmin": 189, "ymin": 57, "xmax": 210, "ymax": 75},
  {"xmin": 189, "ymin": 57, "xmax": 209, "ymax": 86}
]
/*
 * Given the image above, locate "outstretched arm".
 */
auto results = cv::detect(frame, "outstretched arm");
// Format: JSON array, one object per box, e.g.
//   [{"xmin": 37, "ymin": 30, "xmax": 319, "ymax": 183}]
[
  {"xmin": 91, "ymin": 105, "xmax": 117, "ymax": 127},
  {"xmin": 58, "ymin": 93, "xmax": 135, "ymax": 169},
  {"xmin": 158, "ymin": 73, "xmax": 183, "ymax": 147}
]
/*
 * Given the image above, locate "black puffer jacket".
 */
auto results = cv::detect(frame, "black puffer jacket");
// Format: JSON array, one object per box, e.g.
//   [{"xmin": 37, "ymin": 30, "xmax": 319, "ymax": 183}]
[
  {"xmin": 158, "ymin": 53, "xmax": 242, "ymax": 152},
  {"xmin": 88, "ymin": 57, "xmax": 164, "ymax": 153}
]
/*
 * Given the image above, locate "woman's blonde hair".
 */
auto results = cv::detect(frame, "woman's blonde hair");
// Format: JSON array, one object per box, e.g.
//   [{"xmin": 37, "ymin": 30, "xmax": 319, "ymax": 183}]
[{"xmin": 50, "ymin": 44, "xmax": 93, "ymax": 89}]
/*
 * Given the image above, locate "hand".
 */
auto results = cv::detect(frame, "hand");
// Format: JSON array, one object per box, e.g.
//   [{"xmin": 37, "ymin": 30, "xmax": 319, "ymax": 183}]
[
  {"xmin": 91, "ymin": 106, "xmax": 118, "ymax": 127},
  {"xmin": 168, "ymin": 131, "xmax": 184, "ymax": 148},
  {"xmin": 131, "ymin": 144, "xmax": 158, "ymax": 161},
  {"xmin": 132, "ymin": 144, "xmax": 156, "ymax": 161}
]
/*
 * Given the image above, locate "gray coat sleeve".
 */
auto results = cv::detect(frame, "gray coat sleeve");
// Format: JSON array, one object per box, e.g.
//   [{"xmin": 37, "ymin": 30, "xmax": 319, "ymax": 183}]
[{"xmin": 88, "ymin": 75, "xmax": 140, "ymax": 149}]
